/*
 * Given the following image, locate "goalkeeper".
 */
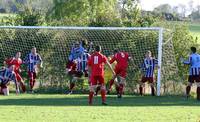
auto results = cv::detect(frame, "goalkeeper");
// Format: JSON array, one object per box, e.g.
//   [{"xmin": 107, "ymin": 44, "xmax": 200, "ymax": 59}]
[{"xmin": 139, "ymin": 51, "xmax": 159, "ymax": 96}]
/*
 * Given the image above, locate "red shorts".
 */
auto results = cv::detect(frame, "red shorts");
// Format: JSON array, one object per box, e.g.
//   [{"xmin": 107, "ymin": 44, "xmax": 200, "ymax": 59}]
[
  {"xmin": 115, "ymin": 67, "xmax": 127, "ymax": 78},
  {"xmin": 90, "ymin": 75, "xmax": 105, "ymax": 86},
  {"xmin": 28, "ymin": 71, "xmax": 37, "ymax": 80},
  {"xmin": 141, "ymin": 76, "xmax": 154, "ymax": 83},
  {"xmin": 188, "ymin": 75, "xmax": 200, "ymax": 83}
]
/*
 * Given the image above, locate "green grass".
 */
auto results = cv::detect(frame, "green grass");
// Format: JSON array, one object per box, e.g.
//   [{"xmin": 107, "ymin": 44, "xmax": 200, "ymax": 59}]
[
  {"xmin": 0, "ymin": 94, "xmax": 200, "ymax": 122},
  {"xmin": 189, "ymin": 23, "xmax": 200, "ymax": 42}
]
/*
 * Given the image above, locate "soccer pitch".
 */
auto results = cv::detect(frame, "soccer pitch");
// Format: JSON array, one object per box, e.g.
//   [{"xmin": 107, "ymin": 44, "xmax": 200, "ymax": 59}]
[{"xmin": 0, "ymin": 94, "xmax": 199, "ymax": 122}]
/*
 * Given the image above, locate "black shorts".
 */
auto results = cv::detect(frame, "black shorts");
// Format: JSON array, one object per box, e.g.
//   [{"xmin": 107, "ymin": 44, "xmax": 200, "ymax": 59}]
[{"xmin": 188, "ymin": 75, "xmax": 200, "ymax": 83}]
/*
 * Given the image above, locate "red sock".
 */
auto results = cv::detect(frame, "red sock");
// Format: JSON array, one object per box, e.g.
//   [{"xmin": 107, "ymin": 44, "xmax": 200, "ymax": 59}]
[
  {"xmin": 109, "ymin": 79, "xmax": 114, "ymax": 90},
  {"xmin": 139, "ymin": 86, "xmax": 143, "ymax": 95},
  {"xmin": 89, "ymin": 91, "xmax": 94, "ymax": 104},
  {"xmin": 70, "ymin": 83, "xmax": 75, "ymax": 90},
  {"xmin": 186, "ymin": 86, "xmax": 191, "ymax": 96},
  {"xmin": 101, "ymin": 89, "xmax": 106, "ymax": 103},
  {"xmin": 33, "ymin": 80, "xmax": 36, "ymax": 87},
  {"xmin": 151, "ymin": 86, "xmax": 155, "ymax": 96},
  {"xmin": 119, "ymin": 84, "xmax": 124, "ymax": 95},
  {"xmin": 30, "ymin": 79, "xmax": 33, "ymax": 90},
  {"xmin": 20, "ymin": 82, "xmax": 26, "ymax": 92},
  {"xmin": 197, "ymin": 87, "xmax": 200, "ymax": 100}
]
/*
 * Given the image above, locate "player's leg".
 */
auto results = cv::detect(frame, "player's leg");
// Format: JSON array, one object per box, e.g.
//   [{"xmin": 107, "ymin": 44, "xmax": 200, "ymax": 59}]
[
  {"xmin": 196, "ymin": 76, "xmax": 200, "ymax": 100},
  {"xmin": 2, "ymin": 85, "xmax": 9, "ymax": 96},
  {"xmin": 89, "ymin": 76, "xmax": 97, "ymax": 105},
  {"xmin": 108, "ymin": 69, "xmax": 119, "ymax": 93},
  {"xmin": 149, "ymin": 77, "xmax": 155, "ymax": 96},
  {"xmin": 32, "ymin": 72, "xmax": 37, "ymax": 87},
  {"xmin": 99, "ymin": 76, "xmax": 107, "ymax": 105},
  {"xmin": 186, "ymin": 76, "xmax": 193, "ymax": 98},
  {"xmin": 118, "ymin": 76, "xmax": 126, "ymax": 98},
  {"xmin": 16, "ymin": 72, "xmax": 26, "ymax": 93},
  {"xmin": 28, "ymin": 71, "xmax": 34, "ymax": 91},
  {"xmin": 139, "ymin": 77, "xmax": 146, "ymax": 95}
]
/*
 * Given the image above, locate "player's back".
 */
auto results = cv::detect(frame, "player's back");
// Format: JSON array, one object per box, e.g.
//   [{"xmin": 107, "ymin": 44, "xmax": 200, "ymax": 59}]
[
  {"xmin": 190, "ymin": 53, "xmax": 200, "ymax": 68},
  {"xmin": 6, "ymin": 58, "xmax": 22, "ymax": 71},
  {"xmin": 115, "ymin": 52, "xmax": 129, "ymax": 68},
  {"xmin": 88, "ymin": 52, "xmax": 107, "ymax": 76}
]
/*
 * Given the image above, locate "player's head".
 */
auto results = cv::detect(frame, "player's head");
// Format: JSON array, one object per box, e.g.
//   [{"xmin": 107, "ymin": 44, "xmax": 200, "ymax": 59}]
[
  {"xmin": 81, "ymin": 39, "xmax": 88, "ymax": 48},
  {"xmin": 146, "ymin": 50, "xmax": 152, "ymax": 58},
  {"xmin": 31, "ymin": 47, "xmax": 37, "ymax": 54},
  {"xmin": 9, "ymin": 65, "xmax": 15, "ymax": 71},
  {"xmin": 15, "ymin": 52, "xmax": 21, "ymax": 58},
  {"xmin": 74, "ymin": 41, "xmax": 80, "ymax": 48},
  {"xmin": 95, "ymin": 45, "xmax": 101, "ymax": 52},
  {"xmin": 113, "ymin": 48, "xmax": 119, "ymax": 54},
  {"xmin": 191, "ymin": 47, "xmax": 196, "ymax": 53}
]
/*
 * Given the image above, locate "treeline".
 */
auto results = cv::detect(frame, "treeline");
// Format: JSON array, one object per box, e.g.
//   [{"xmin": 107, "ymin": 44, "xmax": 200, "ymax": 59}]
[{"xmin": 0, "ymin": 0, "xmax": 157, "ymax": 27}]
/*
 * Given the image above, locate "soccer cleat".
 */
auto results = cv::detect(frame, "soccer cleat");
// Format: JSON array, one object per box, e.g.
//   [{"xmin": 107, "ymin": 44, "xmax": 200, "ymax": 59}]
[
  {"xmin": 66, "ymin": 91, "xmax": 73, "ymax": 95},
  {"xmin": 102, "ymin": 102, "xmax": 108, "ymax": 105}
]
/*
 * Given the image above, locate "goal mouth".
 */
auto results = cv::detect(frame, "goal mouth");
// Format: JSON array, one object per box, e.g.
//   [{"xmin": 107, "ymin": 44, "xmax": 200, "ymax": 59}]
[{"xmin": 0, "ymin": 26, "xmax": 175, "ymax": 95}]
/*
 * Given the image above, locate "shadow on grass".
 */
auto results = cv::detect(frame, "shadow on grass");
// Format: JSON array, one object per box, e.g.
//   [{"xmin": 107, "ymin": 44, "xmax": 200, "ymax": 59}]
[{"xmin": 0, "ymin": 95, "xmax": 199, "ymax": 106}]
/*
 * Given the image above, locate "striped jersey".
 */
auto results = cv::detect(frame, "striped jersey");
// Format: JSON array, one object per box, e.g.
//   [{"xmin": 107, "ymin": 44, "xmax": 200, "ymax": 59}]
[
  {"xmin": 77, "ymin": 52, "xmax": 90, "ymax": 71},
  {"xmin": 69, "ymin": 44, "xmax": 85, "ymax": 61},
  {"xmin": 183, "ymin": 53, "xmax": 200, "ymax": 75},
  {"xmin": 24, "ymin": 53, "xmax": 42, "ymax": 72},
  {"xmin": 0, "ymin": 68, "xmax": 17, "ymax": 85},
  {"xmin": 142, "ymin": 57, "xmax": 158, "ymax": 77}
]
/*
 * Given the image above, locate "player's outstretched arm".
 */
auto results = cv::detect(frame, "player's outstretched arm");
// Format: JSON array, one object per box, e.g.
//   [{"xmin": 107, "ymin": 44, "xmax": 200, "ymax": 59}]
[{"xmin": 106, "ymin": 60, "xmax": 115, "ymax": 75}]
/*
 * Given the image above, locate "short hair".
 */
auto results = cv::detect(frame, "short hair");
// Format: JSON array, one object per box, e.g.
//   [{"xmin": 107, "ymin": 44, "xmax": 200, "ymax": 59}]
[
  {"xmin": 113, "ymin": 48, "xmax": 119, "ymax": 54},
  {"xmin": 81, "ymin": 39, "xmax": 88, "ymax": 47},
  {"xmin": 95, "ymin": 45, "xmax": 101, "ymax": 52},
  {"xmin": 191, "ymin": 47, "xmax": 196, "ymax": 53}
]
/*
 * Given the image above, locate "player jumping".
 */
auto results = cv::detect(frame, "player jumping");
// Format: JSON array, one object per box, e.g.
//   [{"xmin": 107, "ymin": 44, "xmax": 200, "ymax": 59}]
[
  {"xmin": 181, "ymin": 47, "xmax": 200, "ymax": 100},
  {"xmin": 0, "ymin": 65, "xmax": 19, "ymax": 95},
  {"xmin": 24, "ymin": 47, "xmax": 42, "ymax": 93},
  {"xmin": 107, "ymin": 49, "xmax": 132, "ymax": 98},
  {"xmin": 139, "ymin": 51, "xmax": 159, "ymax": 96},
  {"xmin": 4, "ymin": 52, "xmax": 26, "ymax": 93},
  {"xmin": 87, "ymin": 45, "xmax": 115, "ymax": 105}
]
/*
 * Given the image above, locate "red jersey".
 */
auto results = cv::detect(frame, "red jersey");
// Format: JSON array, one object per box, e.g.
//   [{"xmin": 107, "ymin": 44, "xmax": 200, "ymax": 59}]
[
  {"xmin": 110, "ymin": 52, "xmax": 129, "ymax": 69},
  {"xmin": 87, "ymin": 52, "xmax": 107, "ymax": 76},
  {"xmin": 5, "ymin": 58, "xmax": 22, "ymax": 72},
  {"xmin": 66, "ymin": 61, "xmax": 77, "ymax": 71}
]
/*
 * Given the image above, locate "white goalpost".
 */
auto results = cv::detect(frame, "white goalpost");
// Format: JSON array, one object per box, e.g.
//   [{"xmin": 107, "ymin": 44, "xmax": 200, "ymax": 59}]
[{"xmin": 0, "ymin": 26, "xmax": 164, "ymax": 96}]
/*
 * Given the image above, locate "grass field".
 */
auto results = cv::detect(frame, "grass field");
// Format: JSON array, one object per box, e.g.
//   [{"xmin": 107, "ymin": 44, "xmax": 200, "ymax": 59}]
[
  {"xmin": 189, "ymin": 23, "xmax": 200, "ymax": 42},
  {"xmin": 0, "ymin": 94, "xmax": 200, "ymax": 122}
]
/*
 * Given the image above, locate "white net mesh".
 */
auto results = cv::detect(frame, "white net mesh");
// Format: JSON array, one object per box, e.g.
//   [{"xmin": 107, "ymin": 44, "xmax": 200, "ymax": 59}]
[{"xmin": 0, "ymin": 26, "xmax": 178, "ymax": 94}]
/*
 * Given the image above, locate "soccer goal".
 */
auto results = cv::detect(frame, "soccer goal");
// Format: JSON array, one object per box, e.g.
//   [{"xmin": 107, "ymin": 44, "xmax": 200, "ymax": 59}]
[{"xmin": 0, "ymin": 26, "xmax": 177, "ymax": 96}]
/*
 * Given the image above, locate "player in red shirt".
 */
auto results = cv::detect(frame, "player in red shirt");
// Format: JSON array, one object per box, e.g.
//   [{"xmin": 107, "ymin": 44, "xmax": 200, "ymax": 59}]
[
  {"xmin": 4, "ymin": 52, "xmax": 26, "ymax": 93},
  {"xmin": 107, "ymin": 49, "xmax": 132, "ymax": 98},
  {"xmin": 87, "ymin": 45, "xmax": 115, "ymax": 105}
]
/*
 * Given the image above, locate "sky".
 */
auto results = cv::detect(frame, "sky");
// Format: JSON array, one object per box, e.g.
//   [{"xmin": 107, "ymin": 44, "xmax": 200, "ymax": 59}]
[{"xmin": 140, "ymin": 0, "xmax": 200, "ymax": 11}]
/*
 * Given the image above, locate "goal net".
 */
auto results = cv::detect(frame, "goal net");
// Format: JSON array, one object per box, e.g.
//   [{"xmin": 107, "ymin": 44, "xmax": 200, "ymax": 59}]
[{"xmin": 0, "ymin": 26, "xmax": 178, "ymax": 95}]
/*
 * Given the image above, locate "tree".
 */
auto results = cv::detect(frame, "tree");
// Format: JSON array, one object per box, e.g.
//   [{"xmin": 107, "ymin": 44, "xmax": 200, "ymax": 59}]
[{"xmin": 153, "ymin": 4, "xmax": 172, "ymax": 14}]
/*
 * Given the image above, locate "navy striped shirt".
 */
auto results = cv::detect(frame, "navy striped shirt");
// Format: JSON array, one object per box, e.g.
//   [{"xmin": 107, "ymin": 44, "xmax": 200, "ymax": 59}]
[
  {"xmin": 142, "ymin": 58, "xmax": 158, "ymax": 77},
  {"xmin": 183, "ymin": 53, "xmax": 200, "ymax": 75},
  {"xmin": 24, "ymin": 53, "xmax": 42, "ymax": 72},
  {"xmin": 0, "ymin": 68, "xmax": 17, "ymax": 85},
  {"xmin": 77, "ymin": 52, "xmax": 90, "ymax": 72}
]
